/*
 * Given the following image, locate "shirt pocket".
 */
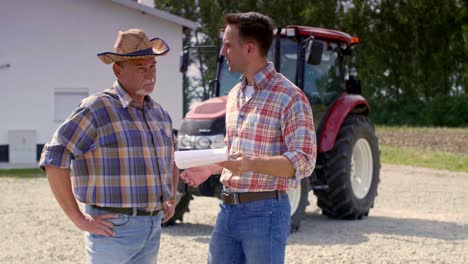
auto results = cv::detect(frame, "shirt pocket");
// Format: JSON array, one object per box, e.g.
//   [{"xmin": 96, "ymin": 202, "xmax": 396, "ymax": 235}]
[
  {"xmin": 239, "ymin": 115, "xmax": 259, "ymax": 136},
  {"xmin": 158, "ymin": 121, "xmax": 174, "ymax": 147},
  {"xmin": 98, "ymin": 134, "xmax": 119, "ymax": 148}
]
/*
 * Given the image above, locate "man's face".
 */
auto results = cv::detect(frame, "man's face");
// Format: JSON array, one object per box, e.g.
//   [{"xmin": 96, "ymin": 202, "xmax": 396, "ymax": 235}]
[
  {"xmin": 115, "ymin": 58, "xmax": 157, "ymax": 98},
  {"xmin": 220, "ymin": 25, "xmax": 247, "ymax": 73}
]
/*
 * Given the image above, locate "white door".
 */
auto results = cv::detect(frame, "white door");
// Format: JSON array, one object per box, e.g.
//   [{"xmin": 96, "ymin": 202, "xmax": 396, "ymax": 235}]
[{"xmin": 8, "ymin": 130, "xmax": 36, "ymax": 163}]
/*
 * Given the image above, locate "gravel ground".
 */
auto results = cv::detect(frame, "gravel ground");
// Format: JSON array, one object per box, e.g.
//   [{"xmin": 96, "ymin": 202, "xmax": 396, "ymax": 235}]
[{"xmin": 1, "ymin": 164, "xmax": 467, "ymax": 264}]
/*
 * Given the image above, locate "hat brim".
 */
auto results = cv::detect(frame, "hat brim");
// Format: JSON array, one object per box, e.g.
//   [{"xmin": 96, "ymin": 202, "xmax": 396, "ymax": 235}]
[{"xmin": 97, "ymin": 38, "xmax": 170, "ymax": 64}]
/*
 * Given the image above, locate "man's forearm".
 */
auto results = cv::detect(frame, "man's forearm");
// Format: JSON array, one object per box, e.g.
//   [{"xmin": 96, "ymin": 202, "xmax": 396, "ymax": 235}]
[
  {"xmin": 249, "ymin": 155, "xmax": 295, "ymax": 178},
  {"xmin": 207, "ymin": 164, "xmax": 224, "ymax": 175},
  {"xmin": 45, "ymin": 166, "xmax": 84, "ymax": 223}
]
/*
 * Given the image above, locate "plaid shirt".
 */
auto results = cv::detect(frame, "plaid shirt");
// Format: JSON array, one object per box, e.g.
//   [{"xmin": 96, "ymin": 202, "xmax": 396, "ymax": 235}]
[
  {"xmin": 222, "ymin": 63, "xmax": 316, "ymax": 192},
  {"xmin": 39, "ymin": 82, "xmax": 175, "ymax": 212}
]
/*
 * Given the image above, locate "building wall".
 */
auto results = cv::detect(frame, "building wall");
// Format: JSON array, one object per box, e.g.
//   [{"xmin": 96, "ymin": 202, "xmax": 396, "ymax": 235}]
[{"xmin": 0, "ymin": 0, "xmax": 185, "ymax": 164}]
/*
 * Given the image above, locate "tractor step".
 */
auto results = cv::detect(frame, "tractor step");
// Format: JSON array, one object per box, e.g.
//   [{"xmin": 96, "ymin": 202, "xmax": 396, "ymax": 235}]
[{"xmin": 311, "ymin": 184, "xmax": 329, "ymax": 190}]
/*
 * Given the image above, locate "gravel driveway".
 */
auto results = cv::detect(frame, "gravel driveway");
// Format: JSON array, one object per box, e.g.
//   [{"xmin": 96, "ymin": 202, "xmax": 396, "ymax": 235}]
[{"xmin": 1, "ymin": 164, "xmax": 467, "ymax": 264}]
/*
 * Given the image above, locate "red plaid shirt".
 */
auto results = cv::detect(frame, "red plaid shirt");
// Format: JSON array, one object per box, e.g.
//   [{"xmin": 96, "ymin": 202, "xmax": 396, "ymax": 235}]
[{"xmin": 221, "ymin": 63, "xmax": 316, "ymax": 192}]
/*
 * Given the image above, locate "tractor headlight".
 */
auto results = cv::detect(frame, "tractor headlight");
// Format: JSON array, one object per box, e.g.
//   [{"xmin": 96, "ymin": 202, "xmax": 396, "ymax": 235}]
[
  {"xmin": 196, "ymin": 137, "xmax": 211, "ymax": 149},
  {"xmin": 208, "ymin": 134, "xmax": 225, "ymax": 149},
  {"xmin": 177, "ymin": 135, "xmax": 194, "ymax": 149},
  {"xmin": 177, "ymin": 134, "xmax": 225, "ymax": 150}
]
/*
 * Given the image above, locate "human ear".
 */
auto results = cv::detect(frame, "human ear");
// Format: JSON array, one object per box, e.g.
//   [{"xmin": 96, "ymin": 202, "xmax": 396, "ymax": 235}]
[
  {"xmin": 113, "ymin": 63, "xmax": 121, "ymax": 77},
  {"xmin": 246, "ymin": 42, "xmax": 257, "ymax": 55}
]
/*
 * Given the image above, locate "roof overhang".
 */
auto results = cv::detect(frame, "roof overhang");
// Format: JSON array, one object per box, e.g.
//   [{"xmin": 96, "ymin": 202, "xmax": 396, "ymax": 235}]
[{"xmin": 113, "ymin": 0, "xmax": 198, "ymax": 30}]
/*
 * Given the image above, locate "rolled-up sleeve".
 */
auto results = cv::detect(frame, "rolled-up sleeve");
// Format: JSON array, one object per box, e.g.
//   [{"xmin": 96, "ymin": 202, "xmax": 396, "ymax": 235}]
[
  {"xmin": 39, "ymin": 105, "xmax": 96, "ymax": 172},
  {"xmin": 281, "ymin": 92, "xmax": 317, "ymax": 182}
]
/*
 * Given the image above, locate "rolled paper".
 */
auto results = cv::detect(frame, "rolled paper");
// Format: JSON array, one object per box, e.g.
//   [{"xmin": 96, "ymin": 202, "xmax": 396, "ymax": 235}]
[{"xmin": 174, "ymin": 148, "xmax": 228, "ymax": 169}]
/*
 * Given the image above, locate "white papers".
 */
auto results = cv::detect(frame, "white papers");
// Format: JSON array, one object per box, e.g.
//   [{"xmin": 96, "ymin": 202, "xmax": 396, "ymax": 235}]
[{"xmin": 174, "ymin": 148, "xmax": 228, "ymax": 169}]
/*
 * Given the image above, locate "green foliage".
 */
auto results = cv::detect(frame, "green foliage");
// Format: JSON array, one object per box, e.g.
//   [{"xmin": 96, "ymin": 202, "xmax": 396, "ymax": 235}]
[
  {"xmin": 370, "ymin": 95, "xmax": 468, "ymax": 127},
  {"xmin": 154, "ymin": 0, "xmax": 467, "ymax": 126}
]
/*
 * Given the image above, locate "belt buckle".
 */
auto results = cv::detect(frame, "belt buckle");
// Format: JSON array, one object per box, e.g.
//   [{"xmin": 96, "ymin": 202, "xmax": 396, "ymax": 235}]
[{"xmin": 222, "ymin": 191, "xmax": 238, "ymax": 205}]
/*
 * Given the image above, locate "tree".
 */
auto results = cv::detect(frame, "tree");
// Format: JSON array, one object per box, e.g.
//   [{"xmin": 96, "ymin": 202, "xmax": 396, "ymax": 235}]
[{"xmin": 154, "ymin": 0, "xmax": 467, "ymax": 125}]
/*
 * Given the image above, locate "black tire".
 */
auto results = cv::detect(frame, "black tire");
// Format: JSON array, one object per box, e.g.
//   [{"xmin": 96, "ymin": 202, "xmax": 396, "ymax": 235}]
[
  {"xmin": 288, "ymin": 178, "xmax": 310, "ymax": 232},
  {"xmin": 313, "ymin": 115, "xmax": 380, "ymax": 219},
  {"xmin": 162, "ymin": 191, "xmax": 193, "ymax": 226}
]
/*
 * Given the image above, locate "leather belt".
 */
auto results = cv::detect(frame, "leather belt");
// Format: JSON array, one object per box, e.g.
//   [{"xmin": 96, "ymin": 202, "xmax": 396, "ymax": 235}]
[
  {"xmin": 91, "ymin": 205, "xmax": 161, "ymax": 216},
  {"xmin": 221, "ymin": 190, "xmax": 287, "ymax": 205}
]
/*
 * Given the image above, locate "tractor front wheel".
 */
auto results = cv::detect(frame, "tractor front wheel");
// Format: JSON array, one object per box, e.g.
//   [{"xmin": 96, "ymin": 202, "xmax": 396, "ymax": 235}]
[{"xmin": 288, "ymin": 178, "xmax": 310, "ymax": 232}]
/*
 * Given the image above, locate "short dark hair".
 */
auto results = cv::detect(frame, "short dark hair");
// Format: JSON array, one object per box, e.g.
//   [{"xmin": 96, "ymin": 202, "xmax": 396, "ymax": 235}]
[{"xmin": 224, "ymin": 12, "xmax": 275, "ymax": 57}]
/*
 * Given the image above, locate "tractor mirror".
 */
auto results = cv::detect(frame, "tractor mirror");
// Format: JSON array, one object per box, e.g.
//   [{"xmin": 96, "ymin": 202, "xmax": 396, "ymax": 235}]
[
  {"xmin": 179, "ymin": 48, "xmax": 189, "ymax": 72},
  {"xmin": 306, "ymin": 41, "xmax": 323, "ymax": 65}
]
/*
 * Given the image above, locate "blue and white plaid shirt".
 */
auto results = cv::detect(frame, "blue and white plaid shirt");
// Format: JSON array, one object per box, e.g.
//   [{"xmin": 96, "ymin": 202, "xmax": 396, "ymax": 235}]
[{"xmin": 39, "ymin": 82, "xmax": 175, "ymax": 212}]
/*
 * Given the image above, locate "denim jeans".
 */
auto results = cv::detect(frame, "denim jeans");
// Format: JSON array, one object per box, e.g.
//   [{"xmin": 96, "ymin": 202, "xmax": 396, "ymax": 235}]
[
  {"xmin": 208, "ymin": 194, "xmax": 291, "ymax": 264},
  {"xmin": 84, "ymin": 204, "xmax": 163, "ymax": 264}
]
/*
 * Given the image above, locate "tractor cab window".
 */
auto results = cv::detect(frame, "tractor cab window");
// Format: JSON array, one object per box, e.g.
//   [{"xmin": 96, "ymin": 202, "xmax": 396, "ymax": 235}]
[
  {"xmin": 303, "ymin": 41, "xmax": 342, "ymax": 105},
  {"xmin": 270, "ymin": 38, "xmax": 299, "ymax": 84}
]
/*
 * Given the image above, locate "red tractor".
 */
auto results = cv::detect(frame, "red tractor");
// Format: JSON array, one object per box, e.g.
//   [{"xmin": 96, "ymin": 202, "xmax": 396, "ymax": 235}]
[{"xmin": 169, "ymin": 25, "xmax": 381, "ymax": 231}]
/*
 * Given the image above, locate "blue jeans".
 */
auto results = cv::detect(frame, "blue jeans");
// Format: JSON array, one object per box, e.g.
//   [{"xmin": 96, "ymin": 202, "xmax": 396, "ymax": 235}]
[
  {"xmin": 208, "ymin": 194, "xmax": 291, "ymax": 264},
  {"xmin": 84, "ymin": 205, "xmax": 163, "ymax": 264}
]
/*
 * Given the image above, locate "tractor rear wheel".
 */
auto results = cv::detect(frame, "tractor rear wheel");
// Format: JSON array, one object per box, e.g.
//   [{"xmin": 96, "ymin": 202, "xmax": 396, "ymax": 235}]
[{"xmin": 313, "ymin": 115, "xmax": 380, "ymax": 219}]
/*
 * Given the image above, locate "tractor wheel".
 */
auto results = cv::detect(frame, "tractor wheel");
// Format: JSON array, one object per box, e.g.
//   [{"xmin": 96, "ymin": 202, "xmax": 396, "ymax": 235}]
[
  {"xmin": 313, "ymin": 115, "xmax": 380, "ymax": 219},
  {"xmin": 162, "ymin": 190, "xmax": 193, "ymax": 226},
  {"xmin": 288, "ymin": 178, "xmax": 310, "ymax": 232}
]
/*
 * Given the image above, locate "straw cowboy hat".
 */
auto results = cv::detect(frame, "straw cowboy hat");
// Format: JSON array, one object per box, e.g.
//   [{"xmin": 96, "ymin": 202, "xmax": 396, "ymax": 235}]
[{"xmin": 97, "ymin": 29, "xmax": 170, "ymax": 64}]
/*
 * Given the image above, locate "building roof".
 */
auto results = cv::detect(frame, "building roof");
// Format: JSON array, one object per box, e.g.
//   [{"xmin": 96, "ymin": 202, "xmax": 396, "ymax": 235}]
[{"xmin": 113, "ymin": 0, "xmax": 198, "ymax": 29}]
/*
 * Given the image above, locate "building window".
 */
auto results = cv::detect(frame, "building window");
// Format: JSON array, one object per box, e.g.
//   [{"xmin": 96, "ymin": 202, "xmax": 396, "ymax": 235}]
[{"xmin": 54, "ymin": 89, "xmax": 88, "ymax": 122}]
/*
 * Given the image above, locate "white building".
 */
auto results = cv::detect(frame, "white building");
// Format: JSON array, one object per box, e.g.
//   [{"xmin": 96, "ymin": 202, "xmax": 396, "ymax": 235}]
[{"xmin": 0, "ymin": 0, "xmax": 197, "ymax": 168}]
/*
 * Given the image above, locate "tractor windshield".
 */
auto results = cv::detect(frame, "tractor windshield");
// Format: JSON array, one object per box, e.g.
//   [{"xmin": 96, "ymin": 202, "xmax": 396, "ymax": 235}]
[
  {"xmin": 303, "ymin": 40, "xmax": 342, "ymax": 105},
  {"xmin": 218, "ymin": 38, "xmax": 299, "ymax": 96}
]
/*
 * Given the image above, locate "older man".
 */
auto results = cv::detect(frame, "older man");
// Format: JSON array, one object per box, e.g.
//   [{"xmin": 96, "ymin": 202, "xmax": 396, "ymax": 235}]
[{"xmin": 39, "ymin": 29, "xmax": 178, "ymax": 264}]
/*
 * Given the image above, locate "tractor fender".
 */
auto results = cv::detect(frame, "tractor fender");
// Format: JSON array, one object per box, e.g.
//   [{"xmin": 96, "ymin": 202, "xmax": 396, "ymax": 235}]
[{"xmin": 318, "ymin": 93, "xmax": 369, "ymax": 153}]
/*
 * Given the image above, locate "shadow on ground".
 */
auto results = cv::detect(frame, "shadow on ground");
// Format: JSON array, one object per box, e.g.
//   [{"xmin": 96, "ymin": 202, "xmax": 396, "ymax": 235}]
[
  {"xmin": 162, "ymin": 210, "xmax": 468, "ymax": 246},
  {"xmin": 288, "ymin": 210, "xmax": 468, "ymax": 245}
]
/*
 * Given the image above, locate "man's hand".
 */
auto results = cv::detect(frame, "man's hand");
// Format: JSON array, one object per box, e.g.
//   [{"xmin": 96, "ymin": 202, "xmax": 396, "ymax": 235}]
[
  {"xmin": 180, "ymin": 166, "xmax": 213, "ymax": 187},
  {"xmin": 162, "ymin": 200, "xmax": 176, "ymax": 223},
  {"xmin": 73, "ymin": 213, "xmax": 117, "ymax": 237},
  {"xmin": 217, "ymin": 153, "xmax": 254, "ymax": 174}
]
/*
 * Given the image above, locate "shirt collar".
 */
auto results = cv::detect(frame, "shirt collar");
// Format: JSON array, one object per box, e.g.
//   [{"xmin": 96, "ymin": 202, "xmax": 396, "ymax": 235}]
[
  {"xmin": 113, "ymin": 81, "xmax": 154, "ymax": 109},
  {"xmin": 240, "ymin": 62, "xmax": 277, "ymax": 91}
]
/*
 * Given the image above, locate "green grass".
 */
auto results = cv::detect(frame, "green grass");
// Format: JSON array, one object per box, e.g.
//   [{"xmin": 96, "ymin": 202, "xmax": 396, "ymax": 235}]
[
  {"xmin": 1, "ymin": 126, "xmax": 466, "ymax": 177},
  {"xmin": 380, "ymin": 145, "xmax": 468, "ymax": 173},
  {"xmin": 376, "ymin": 125, "xmax": 468, "ymax": 133},
  {"xmin": 0, "ymin": 168, "xmax": 45, "ymax": 178}
]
